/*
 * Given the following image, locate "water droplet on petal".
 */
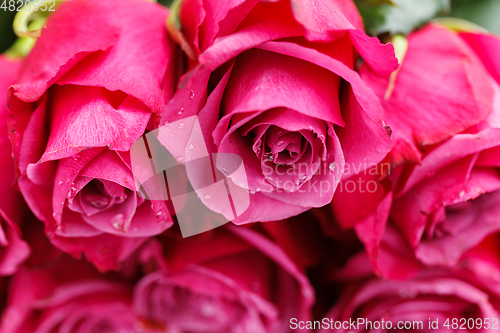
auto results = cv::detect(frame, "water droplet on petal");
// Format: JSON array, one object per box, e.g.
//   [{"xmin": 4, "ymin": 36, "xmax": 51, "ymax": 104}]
[
  {"xmin": 255, "ymin": 188, "xmax": 261, "ymax": 192},
  {"xmin": 73, "ymin": 155, "xmax": 80, "ymax": 161},
  {"xmin": 156, "ymin": 211, "xmax": 162, "ymax": 216},
  {"xmin": 178, "ymin": 108, "xmax": 184, "ymax": 115},
  {"xmin": 204, "ymin": 194, "xmax": 211, "ymax": 199},
  {"xmin": 58, "ymin": 181, "xmax": 63, "ymax": 185},
  {"xmin": 177, "ymin": 122, "xmax": 184, "ymax": 129},
  {"xmin": 250, "ymin": 190, "xmax": 256, "ymax": 194},
  {"xmin": 91, "ymin": 199, "xmax": 108, "ymax": 209},
  {"xmin": 176, "ymin": 156, "xmax": 184, "ymax": 162},
  {"xmin": 329, "ymin": 163, "xmax": 336, "ymax": 172},
  {"xmin": 277, "ymin": 141, "xmax": 284, "ymax": 146},
  {"xmin": 201, "ymin": 302, "xmax": 215, "ymax": 317},
  {"xmin": 188, "ymin": 144, "xmax": 194, "ymax": 150},
  {"xmin": 319, "ymin": 134, "xmax": 325, "ymax": 141},
  {"xmin": 277, "ymin": 130, "xmax": 282, "ymax": 136},
  {"xmin": 111, "ymin": 214, "xmax": 126, "ymax": 232},
  {"xmin": 189, "ymin": 90, "xmax": 195, "ymax": 99}
]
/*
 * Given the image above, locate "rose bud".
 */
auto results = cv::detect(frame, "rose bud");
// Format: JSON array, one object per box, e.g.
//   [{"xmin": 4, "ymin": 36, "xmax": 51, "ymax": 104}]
[
  {"xmin": 8, "ymin": 0, "xmax": 177, "ymax": 271},
  {"xmin": 160, "ymin": 0, "xmax": 398, "ymax": 223}
]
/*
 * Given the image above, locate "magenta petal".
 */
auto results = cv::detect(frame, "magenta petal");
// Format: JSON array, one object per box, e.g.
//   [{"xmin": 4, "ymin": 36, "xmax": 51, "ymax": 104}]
[
  {"xmin": 56, "ymin": 209, "xmax": 103, "ymax": 237},
  {"xmin": 0, "ymin": 212, "xmax": 30, "ymax": 276},
  {"xmin": 78, "ymin": 150, "xmax": 136, "ymax": 191},
  {"xmin": 57, "ymin": 0, "xmax": 172, "ymax": 113},
  {"xmin": 460, "ymin": 31, "xmax": 500, "ymax": 84},
  {"xmin": 415, "ymin": 173, "xmax": 500, "ymax": 266},
  {"xmin": 348, "ymin": 29, "xmax": 398, "ymax": 76},
  {"xmin": 49, "ymin": 233, "xmax": 147, "ymax": 272},
  {"xmin": 52, "ymin": 148, "xmax": 105, "ymax": 223},
  {"xmin": 354, "ymin": 191, "xmax": 392, "ymax": 268},
  {"xmin": 256, "ymin": 41, "xmax": 392, "ymax": 169},
  {"xmin": 401, "ymin": 128, "xmax": 500, "ymax": 195},
  {"xmin": 232, "ymin": 192, "xmax": 309, "ymax": 223},
  {"xmin": 11, "ymin": 0, "xmax": 121, "ymax": 102},
  {"xmin": 41, "ymin": 86, "xmax": 150, "ymax": 162},
  {"xmin": 391, "ymin": 155, "xmax": 477, "ymax": 247},
  {"xmin": 223, "ymin": 48, "xmax": 344, "ymax": 125},
  {"xmin": 290, "ymin": 0, "xmax": 356, "ymax": 39},
  {"xmin": 361, "ymin": 25, "xmax": 494, "ymax": 167}
]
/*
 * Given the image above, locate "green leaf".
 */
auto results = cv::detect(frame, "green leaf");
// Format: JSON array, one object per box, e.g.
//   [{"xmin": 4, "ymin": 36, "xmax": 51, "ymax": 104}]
[
  {"xmin": 449, "ymin": 0, "xmax": 500, "ymax": 35},
  {"xmin": 355, "ymin": 0, "xmax": 451, "ymax": 36}
]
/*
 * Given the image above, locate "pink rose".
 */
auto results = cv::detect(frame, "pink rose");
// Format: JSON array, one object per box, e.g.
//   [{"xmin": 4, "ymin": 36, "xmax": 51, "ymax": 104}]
[
  {"xmin": 0, "ymin": 56, "xmax": 30, "ymax": 276},
  {"xmin": 9, "ymin": 0, "xmax": 176, "ymax": 271},
  {"xmin": 360, "ymin": 24, "xmax": 495, "ymax": 168},
  {"xmin": 0, "ymin": 254, "xmax": 139, "ymax": 333},
  {"xmin": 330, "ymin": 24, "xmax": 500, "ymax": 278},
  {"xmin": 161, "ymin": 0, "xmax": 397, "ymax": 222},
  {"xmin": 133, "ymin": 226, "xmax": 314, "ymax": 332},
  {"xmin": 321, "ymin": 269, "xmax": 500, "ymax": 333},
  {"xmin": 321, "ymin": 236, "xmax": 500, "ymax": 333}
]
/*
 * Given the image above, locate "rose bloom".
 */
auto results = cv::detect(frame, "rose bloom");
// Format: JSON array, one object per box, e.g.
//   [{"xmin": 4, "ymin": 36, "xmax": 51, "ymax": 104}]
[
  {"xmin": 133, "ymin": 225, "xmax": 314, "ymax": 332},
  {"xmin": 161, "ymin": 0, "xmax": 397, "ymax": 222},
  {"xmin": 319, "ymin": 235, "xmax": 500, "ymax": 333},
  {"xmin": 0, "ymin": 56, "xmax": 30, "ymax": 276},
  {"xmin": 329, "ymin": 24, "xmax": 500, "ymax": 278},
  {"xmin": 0, "ymin": 253, "xmax": 139, "ymax": 333},
  {"xmin": 8, "ymin": 0, "xmax": 176, "ymax": 270}
]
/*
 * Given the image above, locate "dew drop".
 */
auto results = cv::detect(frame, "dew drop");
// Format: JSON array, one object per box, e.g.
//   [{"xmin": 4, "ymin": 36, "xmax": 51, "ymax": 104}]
[
  {"xmin": 329, "ymin": 163, "xmax": 336, "ymax": 172},
  {"xmin": 255, "ymin": 188, "xmax": 261, "ymax": 192},
  {"xmin": 188, "ymin": 144, "xmax": 195, "ymax": 150},
  {"xmin": 73, "ymin": 155, "xmax": 80, "ymax": 161},
  {"xmin": 176, "ymin": 156, "xmax": 184, "ymax": 162},
  {"xmin": 277, "ymin": 141, "xmax": 284, "ymax": 146},
  {"xmin": 111, "ymin": 214, "xmax": 125, "ymax": 231},
  {"xmin": 156, "ymin": 211, "xmax": 162, "ymax": 216},
  {"xmin": 177, "ymin": 122, "xmax": 184, "ymax": 129},
  {"xmin": 189, "ymin": 90, "xmax": 195, "ymax": 99},
  {"xmin": 277, "ymin": 130, "xmax": 282, "ymax": 136},
  {"xmin": 204, "ymin": 194, "xmax": 211, "ymax": 199},
  {"xmin": 58, "ymin": 180, "xmax": 63, "ymax": 185},
  {"xmin": 178, "ymin": 108, "xmax": 184, "ymax": 115},
  {"xmin": 201, "ymin": 302, "xmax": 215, "ymax": 317},
  {"xmin": 91, "ymin": 198, "xmax": 108, "ymax": 209}
]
